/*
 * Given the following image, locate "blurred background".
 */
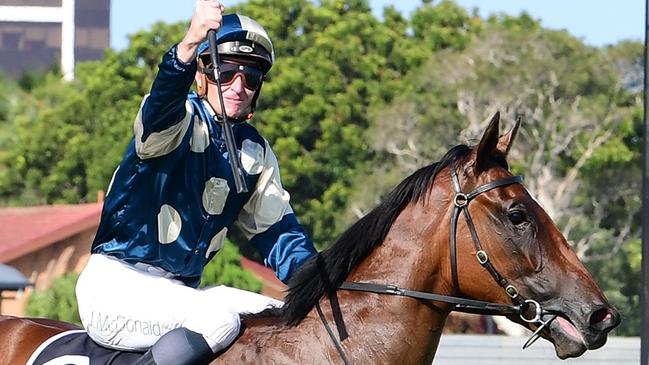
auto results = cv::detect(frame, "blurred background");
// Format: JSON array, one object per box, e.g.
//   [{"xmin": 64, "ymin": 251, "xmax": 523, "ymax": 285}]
[{"xmin": 0, "ymin": 0, "xmax": 642, "ymax": 363}]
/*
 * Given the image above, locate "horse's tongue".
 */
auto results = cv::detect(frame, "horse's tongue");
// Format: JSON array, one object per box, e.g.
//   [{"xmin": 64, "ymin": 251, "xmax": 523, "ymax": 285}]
[{"xmin": 557, "ymin": 316, "xmax": 583, "ymax": 342}]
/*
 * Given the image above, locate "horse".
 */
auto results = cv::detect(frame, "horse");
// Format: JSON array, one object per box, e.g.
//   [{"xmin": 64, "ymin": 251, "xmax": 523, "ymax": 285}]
[{"xmin": 0, "ymin": 112, "xmax": 620, "ymax": 364}]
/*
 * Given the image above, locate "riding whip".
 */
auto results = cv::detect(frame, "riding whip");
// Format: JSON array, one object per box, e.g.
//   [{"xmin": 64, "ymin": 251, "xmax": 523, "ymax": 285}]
[{"xmin": 207, "ymin": 29, "xmax": 248, "ymax": 193}]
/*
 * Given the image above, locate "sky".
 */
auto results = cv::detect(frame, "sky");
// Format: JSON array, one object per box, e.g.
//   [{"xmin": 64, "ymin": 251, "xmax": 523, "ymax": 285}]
[{"xmin": 110, "ymin": 0, "xmax": 644, "ymax": 50}]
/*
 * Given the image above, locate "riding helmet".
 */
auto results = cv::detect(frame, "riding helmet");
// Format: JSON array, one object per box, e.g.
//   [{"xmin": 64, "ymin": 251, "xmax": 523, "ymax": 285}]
[{"xmin": 197, "ymin": 14, "xmax": 275, "ymax": 74}]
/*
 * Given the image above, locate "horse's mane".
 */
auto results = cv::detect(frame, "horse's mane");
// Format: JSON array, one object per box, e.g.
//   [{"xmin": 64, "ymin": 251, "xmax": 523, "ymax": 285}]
[{"xmin": 276, "ymin": 144, "xmax": 473, "ymax": 326}]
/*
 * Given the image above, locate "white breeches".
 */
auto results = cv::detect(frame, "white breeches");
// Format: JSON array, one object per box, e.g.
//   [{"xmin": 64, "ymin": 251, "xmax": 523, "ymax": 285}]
[{"xmin": 76, "ymin": 254, "xmax": 282, "ymax": 352}]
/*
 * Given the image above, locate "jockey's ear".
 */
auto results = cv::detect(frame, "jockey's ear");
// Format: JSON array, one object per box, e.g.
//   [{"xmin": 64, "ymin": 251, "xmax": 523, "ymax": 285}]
[
  {"xmin": 196, "ymin": 58, "xmax": 208, "ymax": 97},
  {"xmin": 474, "ymin": 111, "xmax": 500, "ymax": 173}
]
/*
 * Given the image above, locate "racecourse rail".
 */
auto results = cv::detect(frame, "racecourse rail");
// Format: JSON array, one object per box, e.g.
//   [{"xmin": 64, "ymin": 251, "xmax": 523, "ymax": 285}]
[{"xmin": 433, "ymin": 335, "xmax": 638, "ymax": 364}]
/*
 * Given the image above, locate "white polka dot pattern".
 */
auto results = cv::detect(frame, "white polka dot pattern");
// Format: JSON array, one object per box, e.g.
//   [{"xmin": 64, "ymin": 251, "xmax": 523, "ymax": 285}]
[
  {"xmin": 237, "ymin": 139, "xmax": 293, "ymax": 240},
  {"xmin": 134, "ymin": 98, "xmax": 193, "ymax": 159},
  {"xmin": 190, "ymin": 117, "xmax": 210, "ymax": 153},
  {"xmin": 157, "ymin": 204, "xmax": 182, "ymax": 244},
  {"xmin": 240, "ymin": 139, "xmax": 264, "ymax": 175},
  {"xmin": 202, "ymin": 177, "xmax": 230, "ymax": 215},
  {"xmin": 206, "ymin": 227, "xmax": 228, "ymax": 258}
]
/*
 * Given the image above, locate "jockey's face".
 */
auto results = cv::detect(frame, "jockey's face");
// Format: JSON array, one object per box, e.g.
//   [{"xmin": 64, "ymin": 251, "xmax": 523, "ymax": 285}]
[{"xmin": 197, "ymin": 56, "xmax": 262, "ymax": 120}]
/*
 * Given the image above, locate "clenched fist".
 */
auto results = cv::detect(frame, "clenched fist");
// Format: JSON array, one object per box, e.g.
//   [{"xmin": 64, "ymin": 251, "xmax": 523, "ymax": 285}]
[{"xmin": 177, "ymin": 0, "xmax": 225, "ymax": 63}]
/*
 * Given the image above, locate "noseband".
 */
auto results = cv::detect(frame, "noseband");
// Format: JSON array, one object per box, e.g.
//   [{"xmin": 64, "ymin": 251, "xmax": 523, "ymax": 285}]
[{"xmin": 321, "ymin": 164, "xmax": 557, "ymax": 364}]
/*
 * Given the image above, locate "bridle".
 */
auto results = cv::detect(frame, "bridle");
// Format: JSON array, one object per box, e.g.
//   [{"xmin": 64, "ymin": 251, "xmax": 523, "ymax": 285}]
[{"xmin": 317, "ymin": 163, "xmax": 558, "ymax": 365}]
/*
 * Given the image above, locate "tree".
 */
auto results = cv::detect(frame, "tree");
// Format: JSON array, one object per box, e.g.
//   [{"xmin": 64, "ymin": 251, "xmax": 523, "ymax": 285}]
[
  {"xmin": 574, "ymin": 80, "xmax": 643, "ymax": 336},
  {"xmin": 238, "ymin": 0, "xmax": 399, "ymax": 246},
  {"xmin": 200, "ymin": 240, "xmax": 263, "ymax": 292},
  {"xmin": 0, "ymin": 21, "xmax": 187, "ymax": 205},
  {"xmin": 26, "ymin": 273, "xmax": 81, "ymax": 325},
  {"xmin": 0, "ymin": 73, "xmax": 22, "ymax": 173},
  {"xmin": 363, "ymin": 15, "xmax": 628, "ymax": 250},
  {"xmin": 575, "ymin": 41, "xmax": 644, "ymax": 336}
]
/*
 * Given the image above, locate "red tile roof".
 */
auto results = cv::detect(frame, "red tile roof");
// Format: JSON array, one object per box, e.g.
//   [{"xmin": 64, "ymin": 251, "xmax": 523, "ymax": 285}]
[
  {"xmin": 241, "ymin": 257, "xmax": 286, "ymax": 289},
  {"xmin": 0, "ymin": 203, "xmax": 103, "ymax": 263}
]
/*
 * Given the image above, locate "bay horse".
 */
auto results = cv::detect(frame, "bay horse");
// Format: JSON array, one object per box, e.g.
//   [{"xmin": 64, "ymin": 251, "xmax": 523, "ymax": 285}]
[{"xmin": 0, "ymin": 113, "xmax": 620, "ymax": 364}]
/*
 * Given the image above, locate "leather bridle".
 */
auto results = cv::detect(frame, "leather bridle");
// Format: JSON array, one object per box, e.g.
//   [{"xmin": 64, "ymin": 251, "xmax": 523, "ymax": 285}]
[{"xmin": 318, "ymin": 163, "xmax": 558, "ymax": 364}]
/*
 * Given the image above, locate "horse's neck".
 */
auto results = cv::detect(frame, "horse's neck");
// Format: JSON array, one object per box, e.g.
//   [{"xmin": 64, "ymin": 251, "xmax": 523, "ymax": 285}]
[
  {"xmin": 337, "ymin": 198, "xmax": 452, "ymax": 363},
  {"xmin": 348, "ymin": 191, "xmax": 453, "ymax": 295}
]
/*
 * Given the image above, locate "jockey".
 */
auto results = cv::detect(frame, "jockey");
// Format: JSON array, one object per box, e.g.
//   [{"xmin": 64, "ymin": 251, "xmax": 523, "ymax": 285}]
[{"xmin": 75, "ymin": 1, "xmax": 317, "ymax": 364}]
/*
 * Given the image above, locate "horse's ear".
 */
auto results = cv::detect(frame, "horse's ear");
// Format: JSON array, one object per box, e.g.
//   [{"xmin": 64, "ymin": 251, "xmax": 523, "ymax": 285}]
[
  {"xmin": 475, "ymin": 111, "xmax": 501, "ymax": 172},
  {"xmin": 496, "ymin": 115, "xmax": 521, "ymax": 156}
]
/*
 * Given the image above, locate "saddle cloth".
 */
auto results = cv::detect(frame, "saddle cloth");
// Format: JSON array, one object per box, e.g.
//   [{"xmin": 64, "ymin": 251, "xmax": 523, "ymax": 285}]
[{"xmin": 26, "ymin": 330, "xmax": 144, "ymax": 365}]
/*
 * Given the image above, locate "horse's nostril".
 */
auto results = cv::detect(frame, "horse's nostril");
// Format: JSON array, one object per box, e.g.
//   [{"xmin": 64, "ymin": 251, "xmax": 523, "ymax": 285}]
[{"xmin": 589, "ymin": 307, "xmax": 620, "ymax": 331}]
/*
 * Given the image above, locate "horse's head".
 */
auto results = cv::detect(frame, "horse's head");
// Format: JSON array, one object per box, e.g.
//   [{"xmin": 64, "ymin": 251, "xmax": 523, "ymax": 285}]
[{"xmin": 446, "ymin": 112, "xmax": 620, "ymax": 358}]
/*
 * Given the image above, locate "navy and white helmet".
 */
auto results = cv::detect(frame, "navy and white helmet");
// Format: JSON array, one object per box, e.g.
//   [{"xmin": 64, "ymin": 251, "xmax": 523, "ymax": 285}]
[{"xmin": 197, "ymin": 14, "xmax": 275, "ymax": 73}]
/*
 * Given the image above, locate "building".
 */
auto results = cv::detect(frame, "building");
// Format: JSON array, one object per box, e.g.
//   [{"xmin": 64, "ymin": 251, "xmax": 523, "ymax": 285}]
[
  {"xmin": 0, "ymin": 203, "xmax": 102, "ymax": 315},
  {"xmin": 0, "ymin": 202, "xmax": 286, "ymax": 316},
  {"xmin": 0, "ymin": 0, "xmax": 111, "ymax": 80}
]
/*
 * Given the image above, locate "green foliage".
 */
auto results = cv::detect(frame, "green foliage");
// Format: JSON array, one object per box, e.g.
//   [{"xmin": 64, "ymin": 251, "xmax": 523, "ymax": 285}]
[
  {"xmin": 17, "ymin": 66, "xmax": 59, "ymax": 92},
  {"xmin": 576, "ymin": 104, "xmax": 643, "ymax": 336},
  {"xmin": 26, "ymin": 273, "xmax": 81, "ymax": 325},
  {"xmin": 0, "ymin": 74, "xmax": 21, "ymax": 168},
  {"xmin": 0, "ymin": 74, "xmax": 12, "ymax": 122},
  {"xmin": 411, "ymin": 0, "xmax": 477, "ymax": 51},
  {"xmin": 200, "ymin": 240, "xmax": 263, "ymax": 292},
  {"xmin": 0, "ymin": 21, "xmax": 187, "ymax": 205}
]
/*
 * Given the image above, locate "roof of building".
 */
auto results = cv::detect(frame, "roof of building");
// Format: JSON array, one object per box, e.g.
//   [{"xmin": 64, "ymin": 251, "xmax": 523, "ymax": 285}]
[
  {"xmin": 240, "ymin": 257, "xmax": 275, "ymax": 282},
  {"xmin": 0, "ymin": 203, "xmax": 103, "ymax": 263},
  {"xmin": 241, "ymin": 257, "xmax": 286, "ymax": 292}
]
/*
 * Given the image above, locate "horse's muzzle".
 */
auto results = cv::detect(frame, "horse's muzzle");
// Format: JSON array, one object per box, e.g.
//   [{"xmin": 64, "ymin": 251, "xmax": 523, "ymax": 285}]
[{"xmin": 583, "ymin": 305, "xmax": 621, "ymax": 349}]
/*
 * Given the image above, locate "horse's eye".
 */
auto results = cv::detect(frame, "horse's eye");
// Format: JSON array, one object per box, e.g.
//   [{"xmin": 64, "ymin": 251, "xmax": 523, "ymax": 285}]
[{"xmin": 508, "ymin": 210, "xmax": 526, "ymax": 225}]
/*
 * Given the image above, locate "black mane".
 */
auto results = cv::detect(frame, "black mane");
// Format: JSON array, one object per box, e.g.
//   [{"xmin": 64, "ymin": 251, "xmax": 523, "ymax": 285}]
[{"xmin": 278, "ymin": 144, "xmax": 473, "ymax": 326}]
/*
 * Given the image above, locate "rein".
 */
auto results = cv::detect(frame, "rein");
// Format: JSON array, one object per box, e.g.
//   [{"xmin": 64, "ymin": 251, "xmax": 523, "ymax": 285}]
[
  {"xmin": 319, "ymin": 164, "xmax": 557, "ymax": 363},
  {"xmin": 338, "ymin": 282, "xmax": 520, "ymax": 316}
]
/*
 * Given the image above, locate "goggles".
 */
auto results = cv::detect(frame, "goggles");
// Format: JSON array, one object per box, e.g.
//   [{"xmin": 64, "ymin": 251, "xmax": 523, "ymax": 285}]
[{"xmin": 199, "ymin": 57, "xmax": 264, "ymax": 90}]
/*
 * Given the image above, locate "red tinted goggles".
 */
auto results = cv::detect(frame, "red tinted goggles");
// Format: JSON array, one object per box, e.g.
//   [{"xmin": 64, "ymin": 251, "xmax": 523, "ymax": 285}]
[{"xmin": 199, "ymin": 59, "xmax": 264, "ymax": 90}]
